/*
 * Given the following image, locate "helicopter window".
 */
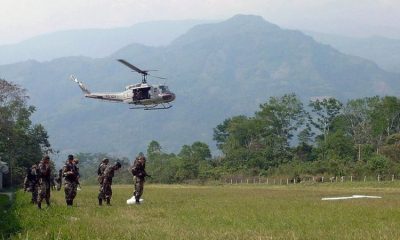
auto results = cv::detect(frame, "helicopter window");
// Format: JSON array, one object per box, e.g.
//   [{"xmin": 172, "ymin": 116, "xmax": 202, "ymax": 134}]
[{"xmin": 159, "ymin": 86, "xmax": 169, "ymax": 93}]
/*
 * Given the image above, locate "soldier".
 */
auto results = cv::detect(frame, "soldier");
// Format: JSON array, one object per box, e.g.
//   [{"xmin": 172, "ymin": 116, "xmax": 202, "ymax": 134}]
[
  {"xmin": 97, "ymin": 158, "xmax": 109, "ymax": 183},
  {"xmin": 97, "ymin": 158, "xmax": 109, "ymax": 205},
  {"xmin": 24, "ymin": 164, "xmax": 38, "ymax": 204},
  {"xmin": 131, "ymin": 155, "xmax": 149, "ymax": 204},
  {"xmin": 37, "ymin": 156, "xmax": 52, "ymax": 209},
  {"xmin": 98, "ymin": 162, "xmax": 121, "ymax": 206},
  {"xmin": 62, "ymin": 154, "xmax": 79, "ymax": 206}
]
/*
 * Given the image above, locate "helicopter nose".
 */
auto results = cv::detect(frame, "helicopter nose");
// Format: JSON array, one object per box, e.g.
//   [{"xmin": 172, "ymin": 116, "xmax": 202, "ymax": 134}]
[{"xmin": 162, "ymin": 93, "xmax": 175, "ymax": 102}]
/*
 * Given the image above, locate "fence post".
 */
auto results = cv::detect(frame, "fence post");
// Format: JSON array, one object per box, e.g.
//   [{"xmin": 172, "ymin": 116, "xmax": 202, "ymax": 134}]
[
  {"xmin": 230, "ymin": 178, "xmax": 233, "ymax": 184},
  {"xmin": 392, "ymin": 175, "xmax": 395, "ymax": 182},
  {"xmin": 341, "ymin": 176, "xmax": 344, "ymax": 182},
  {"xmin": 286, "ymin": 178, "xmax": 289, "ymax": 185},
  {"xmin": 378, "ymin": 175, "xmax": 380, "ymax": 182},
  {"xmin": 322, "ymin": 176, "xmax": 324, "ymax": 183},
  {"xmin": 266, "ymin": 178, "xmax": 269, "ymax": 185},
  {"xmin": 364, "ymin": 176, "xmax": 366, "ymax": 182},
  {"xmin": 247, "ymin": 179, "xmax": 249, "ymax": 184},
  {"xmin": 350, "ymin": 176, "xmax": 353, "ymax": 182},
  {"xmin": 258, "ymin": 178, "xmax": 261, "ymax": 184},
  {"xmin": 274, "ymin": 179, "xmax": 276, "ymax": 185}
]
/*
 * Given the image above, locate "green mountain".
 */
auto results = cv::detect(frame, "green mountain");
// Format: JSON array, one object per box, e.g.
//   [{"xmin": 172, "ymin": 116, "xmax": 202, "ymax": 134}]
[
  {"xmin": 306, "ymin": 31, "xmax": 400, "ymax": 73},
  {"xmin": 0, "ymin": 14, "xmax": 399, "ymax": 160}
]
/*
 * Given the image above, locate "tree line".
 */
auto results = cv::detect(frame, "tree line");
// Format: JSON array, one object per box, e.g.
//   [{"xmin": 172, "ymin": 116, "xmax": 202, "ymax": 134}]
[
  {"xmin": 2, "ymin": 75, "xmax": 400, "ymax": 185},
  {"xmin": 143, "ymin": 93, "xmax": 400, "ymax": 183},
  {"xmin": 0, "ymin": 79, "xmax": 51, "ymax": 187},
  {"xmin": 76, "ymin": 93, "xmax": 400, "ymax": 184}
]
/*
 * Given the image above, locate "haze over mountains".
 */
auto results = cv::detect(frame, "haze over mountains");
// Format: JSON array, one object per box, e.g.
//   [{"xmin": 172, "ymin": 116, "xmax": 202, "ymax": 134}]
[
  {"xmin": 306, "ymin": 31, "xmax": 400, "ymax": 73},
  {"xmin": 0, "ymin": 14, "xmax": 399, "ymax": 160},
  {"xmin": 0, "ymin": 20, "xmax": 208, "ymax": 65}
]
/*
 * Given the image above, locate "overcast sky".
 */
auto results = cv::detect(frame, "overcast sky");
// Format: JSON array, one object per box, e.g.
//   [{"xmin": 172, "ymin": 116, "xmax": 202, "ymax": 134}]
[{"xmin": 1, "ymin": 0, "xmax": 400, "ymax": 45}]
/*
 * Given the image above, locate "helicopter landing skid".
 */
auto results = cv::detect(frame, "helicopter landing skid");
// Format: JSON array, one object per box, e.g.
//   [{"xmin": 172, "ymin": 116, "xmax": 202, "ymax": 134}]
[{"xmin": 129, "ymin": 103, "xmax": 172, "ymax": 110}]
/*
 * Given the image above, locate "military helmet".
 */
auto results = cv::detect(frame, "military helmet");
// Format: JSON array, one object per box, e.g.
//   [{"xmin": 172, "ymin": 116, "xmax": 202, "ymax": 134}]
[
  {"xmin": 115, "ymin": 162, "xmax": 122, "ymax": 168},
  {"xmin": 68, "ymin": 155, "xmax": 74, "ymax": 160},
  {"xmin": 102, "ymin": 158, "xmax": 109, "ymax": 163},
  {"xmin": 43, "ymin": 155, "xmax": 50, "ymax": 160}
]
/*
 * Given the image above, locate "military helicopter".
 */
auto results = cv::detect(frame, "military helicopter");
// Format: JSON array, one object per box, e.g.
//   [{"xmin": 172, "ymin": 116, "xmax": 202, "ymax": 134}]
[{"xmin": 70, "ymin": 59, "xmax": 175, "ymax": 110}]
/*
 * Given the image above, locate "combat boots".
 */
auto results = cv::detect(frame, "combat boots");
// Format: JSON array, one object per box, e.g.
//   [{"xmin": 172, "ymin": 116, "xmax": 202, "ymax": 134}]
[
  {"xmin": 37, "ymin": 202, "xmax": 42, "ymax": 209},
  {"xmin": 106, "ymin": 198, "xmax": 111, "ymax": 206},
  {"xmin": 66, "ymin": 200, "xmax": 73, "ymax": 206},
  {"xmin": 98, "ymin": 198, "xmax": 103, "ymax": 206}
]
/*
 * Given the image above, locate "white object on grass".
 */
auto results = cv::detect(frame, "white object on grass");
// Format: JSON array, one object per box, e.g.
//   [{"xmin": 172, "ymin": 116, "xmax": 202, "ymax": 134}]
[
  {"xmin": 322, "ymin": 195, "xmax": 382, "ymax": 201},
  {"xmin": 126, "ymin": 196, "xmax": 144, "ymax": 204}
]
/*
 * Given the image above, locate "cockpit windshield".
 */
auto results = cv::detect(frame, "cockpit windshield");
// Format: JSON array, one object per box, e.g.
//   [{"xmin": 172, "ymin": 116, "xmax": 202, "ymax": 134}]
[{"xmin": 159, "ymin": 85, "xmax": 169, "ymax": 93}]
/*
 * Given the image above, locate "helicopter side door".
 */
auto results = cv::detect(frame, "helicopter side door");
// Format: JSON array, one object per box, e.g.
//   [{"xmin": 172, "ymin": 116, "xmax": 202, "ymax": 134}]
[{"xmin": 133, "ymin": 87, "xmax": 151, "ymax": 101}]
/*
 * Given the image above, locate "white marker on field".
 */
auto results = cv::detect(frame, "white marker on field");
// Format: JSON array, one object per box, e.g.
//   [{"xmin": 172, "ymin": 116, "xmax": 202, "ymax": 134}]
[{"xmin": 321, "ymin": 195, "xmax": 382, "ymax": 201}]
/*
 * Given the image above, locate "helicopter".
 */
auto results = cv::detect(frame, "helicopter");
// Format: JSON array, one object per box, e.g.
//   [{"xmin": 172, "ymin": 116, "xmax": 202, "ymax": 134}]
[{"xmin": 70, "ymin": 59, "xmax": 175, "ymax": 110}]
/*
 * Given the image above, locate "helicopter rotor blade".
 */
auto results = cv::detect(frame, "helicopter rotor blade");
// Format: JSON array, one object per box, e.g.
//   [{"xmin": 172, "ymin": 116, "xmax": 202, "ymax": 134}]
[
  {"xmin": 148, "ymin": 74, "xmax": 167, "ymax": 80},
  {"xmin": 117, "ymin": 59, "xmax": 148, "ymax": 75}
]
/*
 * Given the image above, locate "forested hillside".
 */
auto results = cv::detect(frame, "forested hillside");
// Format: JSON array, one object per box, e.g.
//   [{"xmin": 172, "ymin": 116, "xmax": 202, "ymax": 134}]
[{"xmin": 0, "ymin": 14, "xmax": 399, "ymax": 162}]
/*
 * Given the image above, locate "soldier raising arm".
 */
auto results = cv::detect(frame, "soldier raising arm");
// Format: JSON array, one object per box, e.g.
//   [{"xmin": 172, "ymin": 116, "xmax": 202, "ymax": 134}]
[{"xmin": 98, "ymin": 162, "xmax": 121, "ymax": 206}]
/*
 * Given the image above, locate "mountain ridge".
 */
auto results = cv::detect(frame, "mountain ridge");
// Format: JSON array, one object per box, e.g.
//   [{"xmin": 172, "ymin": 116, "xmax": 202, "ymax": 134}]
[{"xmin": 0, "ymin": 14, "xmax": 399, "ymax": 160}]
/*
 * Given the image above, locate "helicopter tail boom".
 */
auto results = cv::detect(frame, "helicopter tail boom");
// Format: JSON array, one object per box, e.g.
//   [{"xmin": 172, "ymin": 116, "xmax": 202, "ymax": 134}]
[{"xmin": 70, "ymin": 75, "xmax": 91, "ymax": 94}]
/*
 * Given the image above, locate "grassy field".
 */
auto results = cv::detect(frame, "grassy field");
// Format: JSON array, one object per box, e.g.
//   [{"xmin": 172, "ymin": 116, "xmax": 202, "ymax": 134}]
[{"xmin": 1, "ymin": 182, "xmax": 400, "ymax": 240}]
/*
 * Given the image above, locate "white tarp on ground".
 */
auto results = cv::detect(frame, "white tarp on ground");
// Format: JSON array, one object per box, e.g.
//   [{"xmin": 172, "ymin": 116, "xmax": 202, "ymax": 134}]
[
  {"xmin": 126, "ymin": 196, "xmax": 144, "ymax": 204},
  {"xmin": 322, "ymin": 195, "xmax": 382, "ymax": 201}
]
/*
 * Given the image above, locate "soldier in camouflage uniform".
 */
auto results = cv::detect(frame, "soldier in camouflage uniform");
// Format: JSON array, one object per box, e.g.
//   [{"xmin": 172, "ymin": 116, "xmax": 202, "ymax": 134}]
[
  {"xmin": 24, "ymin": 164, "xmax": 38, "ymax": 204},
  {"xmin": 62, "ymin": 155, "xmax": 79, "ymax": 206},
  {"xmin": 97, "ymin": 158, "xmax": 109, "ymax": 205},
  {"xmin": 131, "ymin": 155, "xmax": 149, "ymax": 204},
  {"xmin": 98, "ymin": 162, "xmax": 121, "ymax": 206},
  {"xmin": 37, "ymin": 156, "xmax": 52, "ymax": 209}
]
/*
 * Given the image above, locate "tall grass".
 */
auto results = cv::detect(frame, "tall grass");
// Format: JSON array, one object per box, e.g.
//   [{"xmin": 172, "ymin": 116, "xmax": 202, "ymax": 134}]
[{"xmin": 3, "ymin": 183, "xmax": 400, "ymax": 239}]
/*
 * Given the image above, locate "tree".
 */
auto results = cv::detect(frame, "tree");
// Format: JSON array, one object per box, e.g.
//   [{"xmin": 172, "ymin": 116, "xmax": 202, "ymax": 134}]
[
  {"xmin": 0, "ymin": 78, "xmax": 52, "ymax": 186},
  {"xmin": 213, "ymin": 118, "xmax": 232, "ymax": 150},
  {"xmin": 309, "ymin": 97, "xmax": 343, "ymax": 161},
  {"xmin": 343, "ymin": 97, "xmax": 378, "ymax": 161},
  {"xmin": 147, "ymin": 140, "xmax": 162, "ymax": 158},
  {"xmin": 255, "ymin": 93, "xmax": 306, "ymax": 165}
]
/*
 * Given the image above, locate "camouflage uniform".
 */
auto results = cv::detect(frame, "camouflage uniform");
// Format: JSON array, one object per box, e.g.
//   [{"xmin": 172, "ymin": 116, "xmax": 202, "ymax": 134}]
[
  {"xmin": 131, "ymin": 156, "xmax": 148, "ymax": 203},
  {"xmin": 97, "ymin": 159, "xmax": 109, "ymax": 205},
  {"xmin": 37, "ymin": 157, "xmax": 52, "ymax": 209},
  {"xmin": 98, "ymin": 162, "xmax": 121, "ymax": 206},
  {"xmin": 24, "ymin": 164, "xmax": 38, "ymax": 204},
  {"xmin": 62, "ymin": 155, "xmax": 79, "ymax": 206}
]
